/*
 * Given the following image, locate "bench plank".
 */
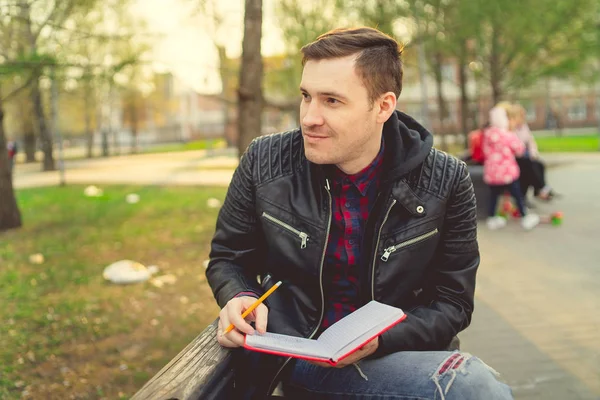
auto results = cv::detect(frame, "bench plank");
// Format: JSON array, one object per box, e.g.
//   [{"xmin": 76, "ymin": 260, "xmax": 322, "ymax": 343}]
[{"xmin": 132, "ymin": 319, "xmax": 234, "ymax": 400}]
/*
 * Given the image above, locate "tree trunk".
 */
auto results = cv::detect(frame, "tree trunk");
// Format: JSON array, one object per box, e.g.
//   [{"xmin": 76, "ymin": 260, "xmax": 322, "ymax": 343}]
[
  {"xmin": 22, "ymin": 1, "xmax": 54, "ymax": 171},
  {"xmin": 433, "ymin": 52, "xmax": 448, "ymax": 152},
  {"xmin": 17, "ymin": 94, "xmax": 37, "ymax": 162},
  {"xmin": 237, "ymin": 0, "xmax": 264, "ymax": 157},
  {"xmin": 0, "ymin": 89, "xmax": 23, "ymax": 231},
  {"xmin": 23, "ymin": 131, "xmax": 36, "ymax": 162},
  {"xmin": 457, "ymin": 44, "xmax": 470, "ymax": 148},
  {"xmin": 217, "ymin": 45, "xmax": 233, "ymax": 146},
  {"xmin": 490, "ymin": 24, "xmax": 503, "ymax": 105},
  {"xmin": 129, "ymin": 94, "xmax": 138, "ymax": 154},
  {"xmin": 84, "ymin": 77, "xmax": 94, "ymax": 158},
  {"xmin": 30, "ymin": 78, "xmax": 55, "ymax": 171}
]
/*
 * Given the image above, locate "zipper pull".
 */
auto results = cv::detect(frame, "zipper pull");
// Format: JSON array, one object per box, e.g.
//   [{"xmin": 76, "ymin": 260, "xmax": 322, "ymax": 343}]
[
  {"xmin": 381, "ymin": 246, "xmax": 395, "ymax": 262},
  {"xmin": 300, "ymin": 232, "xmax": 308, "ymax": 249}
]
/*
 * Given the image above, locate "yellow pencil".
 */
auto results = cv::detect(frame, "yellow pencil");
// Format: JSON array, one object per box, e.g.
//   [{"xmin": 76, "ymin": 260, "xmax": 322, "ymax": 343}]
[{"xmin": 223, "ymin": 281, "xmax": 282, "ymax": 335}]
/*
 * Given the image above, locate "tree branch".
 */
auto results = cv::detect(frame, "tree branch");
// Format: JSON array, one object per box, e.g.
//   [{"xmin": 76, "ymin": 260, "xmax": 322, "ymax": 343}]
[{"xmin": 0, "ymin": 73, "xmax": 35, "ymax": 102}]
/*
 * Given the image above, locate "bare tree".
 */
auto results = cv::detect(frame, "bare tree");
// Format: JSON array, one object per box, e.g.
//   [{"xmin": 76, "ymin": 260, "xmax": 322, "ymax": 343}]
[{"xmin": 237, "ymin": 0, "xmax": 264, "ymax": 157}]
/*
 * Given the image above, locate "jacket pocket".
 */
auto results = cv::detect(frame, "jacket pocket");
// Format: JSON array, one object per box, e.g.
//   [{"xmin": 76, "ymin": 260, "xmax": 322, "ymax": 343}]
[
  {"xmin": 381, "ymin": 228, "xmax": 439, "ymax": 262},
  {"xmin": 262, "ymin": 212, "xmax": 309, "ymax": 249}
]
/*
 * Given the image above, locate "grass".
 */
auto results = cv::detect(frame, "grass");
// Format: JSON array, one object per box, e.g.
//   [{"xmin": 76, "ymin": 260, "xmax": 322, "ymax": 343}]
[
  {"xmin": 0, "ymin": 185, "xmax": 226, "ymax": 399},
  {"xmin": 142, "ymin": 138, "xmax": 228, "ymax": 154},
  {"xmin": 534, "ymin": 134, "xmax": 599, "ymax": 152}
]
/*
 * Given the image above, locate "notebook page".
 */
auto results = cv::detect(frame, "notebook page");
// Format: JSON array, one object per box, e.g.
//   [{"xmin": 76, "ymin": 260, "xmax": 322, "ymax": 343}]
[
  {"xmin": 317, "ymin": 301, "xmax": 404, "ymax": 355},
  {"xmin": 331, "ymin": 318, "xmax": 395, "ymax": 361},
  {"xmin": 246, "ymin": 332, "xmax": 330, "ymax": 359}
]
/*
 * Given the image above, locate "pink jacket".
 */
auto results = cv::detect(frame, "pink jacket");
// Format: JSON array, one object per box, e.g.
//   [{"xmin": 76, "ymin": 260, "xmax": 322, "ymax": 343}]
[{"xmin": 482, "ymin": 126, "xmax": 525, "ymax": 185}]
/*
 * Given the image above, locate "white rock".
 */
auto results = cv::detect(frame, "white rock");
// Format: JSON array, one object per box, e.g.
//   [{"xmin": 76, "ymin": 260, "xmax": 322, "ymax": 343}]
[
  {"xmin": 29, "ymin": 253, "xmax": 45, "ymax": 264},
  {"xmin": 126, "ymin": 193, "xmax": 140, "ymax": 204},
  {"xmin": 84, "ymin": 185, "xmax": 103, "ymax": 197},
  {"xmin": 102, "ymin": 260, "xmax": 158, "ymax": 284},
  {"xmin": 206, "ymin": 198, "xmax": 221, "ymax": 208}
]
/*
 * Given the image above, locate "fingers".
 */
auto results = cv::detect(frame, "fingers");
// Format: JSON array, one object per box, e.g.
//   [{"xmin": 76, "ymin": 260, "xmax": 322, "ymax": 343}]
[
  {"xmin": 216, "ymin": 296, "xmax": 270, "ymax": 348},
  {"xmin": 217, "ymin": 308, "xmax": 246, "ymax": 347},
  {"xmin": 227, "ymin": 298, "xmax": 256, "ymax": 335},
  {"xmin": 253, "ymin": 303, "xmax": 268, "ymax": 334}
]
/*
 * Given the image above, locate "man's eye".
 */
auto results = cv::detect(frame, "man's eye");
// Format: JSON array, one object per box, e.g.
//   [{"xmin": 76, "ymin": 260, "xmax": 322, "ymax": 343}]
[
  {"xmin": 326, "ymin": 98, "xmax": 338, "ymax": 104},
  {"xmin": 301, "ymin": 93, "xmax": 311, "ymax": 101}
]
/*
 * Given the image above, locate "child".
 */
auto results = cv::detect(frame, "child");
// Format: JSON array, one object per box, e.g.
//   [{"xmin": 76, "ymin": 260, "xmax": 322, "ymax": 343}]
[{"xmin": 482, "ymin": 106, "xmax": 539, "ymax": 230}]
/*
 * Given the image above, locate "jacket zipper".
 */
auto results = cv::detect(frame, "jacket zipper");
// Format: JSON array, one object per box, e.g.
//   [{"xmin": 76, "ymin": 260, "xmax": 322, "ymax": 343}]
[
  {"xmin": 266, "ymin": 179, "xmax": 332, "ymax": 395},
  {"xmin": 371, "ymin": 199, "xmax": 396, "ymax": 300},
  {"xmin": 262, "ymin": 212, "xmax": 309, "ymax": 249},
  {"xmin": 380, "ymin": 228, "xmax": 439, "ymax": 262}
]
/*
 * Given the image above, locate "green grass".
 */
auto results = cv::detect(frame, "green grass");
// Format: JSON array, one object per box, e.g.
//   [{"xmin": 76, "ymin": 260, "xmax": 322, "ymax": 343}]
[
  {"xmin": 143, "ymin": 138, "xmax": 227, "ymax": 154},
  {"xmin": 534, "ymin": 134, "xmax": 599, "ymax": 152},
  {"xmin": 0, "ymin": 185, "xmax": 225, "ymax": 399}
]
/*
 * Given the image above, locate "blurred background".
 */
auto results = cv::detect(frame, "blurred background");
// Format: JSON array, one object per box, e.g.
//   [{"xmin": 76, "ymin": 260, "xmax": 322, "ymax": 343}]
[{"xmin": 1, "ymin": 0, "xmax": 599, "ymax": 399}]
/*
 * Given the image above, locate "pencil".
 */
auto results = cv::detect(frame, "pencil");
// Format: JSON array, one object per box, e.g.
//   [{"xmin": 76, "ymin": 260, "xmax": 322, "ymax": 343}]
[{"xmin": 222, "ymin": 281, "xmax": 282, "ymax": 335}]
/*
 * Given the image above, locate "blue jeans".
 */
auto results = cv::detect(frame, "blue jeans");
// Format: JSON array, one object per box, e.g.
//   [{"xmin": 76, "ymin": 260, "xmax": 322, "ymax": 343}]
[
  {"xmin": 488, "ymin": 180, "xmax": 526, "ymax": 218},
  {"xmin": 283, "ymin": 351, "xmax": 513, "ymax": 399}
]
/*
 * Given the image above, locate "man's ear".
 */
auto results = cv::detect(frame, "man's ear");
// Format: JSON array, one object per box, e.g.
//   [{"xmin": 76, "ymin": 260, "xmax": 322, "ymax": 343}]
[{"xmin": 376, "ymin": 92, "xmax": 397, "ymax": 124}]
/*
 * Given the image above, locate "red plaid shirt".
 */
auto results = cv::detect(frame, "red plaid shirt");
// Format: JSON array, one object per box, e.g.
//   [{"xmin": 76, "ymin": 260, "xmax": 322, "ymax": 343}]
[{"xmin": 320, "ymin": 139, "xmax": 385, "ymax": 331}]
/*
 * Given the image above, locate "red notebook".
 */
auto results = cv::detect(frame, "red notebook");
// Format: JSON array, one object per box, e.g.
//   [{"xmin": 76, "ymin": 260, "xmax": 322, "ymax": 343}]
[{"xmin": 243, "ymin": 300, "xmax": 406, "ymax": 366}]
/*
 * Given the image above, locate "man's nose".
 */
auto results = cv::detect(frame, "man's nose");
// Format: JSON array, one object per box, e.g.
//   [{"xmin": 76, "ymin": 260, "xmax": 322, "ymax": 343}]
[{"xmin": 302, "ymin": 101, "xmax": 324, "ymax": 127}]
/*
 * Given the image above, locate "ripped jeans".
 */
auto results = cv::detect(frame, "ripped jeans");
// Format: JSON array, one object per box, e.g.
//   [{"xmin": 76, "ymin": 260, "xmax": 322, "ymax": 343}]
[{"xmin": 283, "ymin": 351, "xmax": 513, "ymax": 400}]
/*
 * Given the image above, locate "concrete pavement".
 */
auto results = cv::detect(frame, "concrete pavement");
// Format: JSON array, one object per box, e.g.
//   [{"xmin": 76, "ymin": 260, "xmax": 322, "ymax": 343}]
[
  {"xmin": 461, "ymin": 155, "xmax": 600, "ymax": 399},
  {"xmin": 12, "ymin": 149, "xmax": 600, "ymax": 399}
]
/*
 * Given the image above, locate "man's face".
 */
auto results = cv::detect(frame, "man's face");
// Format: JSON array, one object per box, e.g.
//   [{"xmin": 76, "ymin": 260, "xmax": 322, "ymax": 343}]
[{"xmin": 299, "ymin": 56, "xmax": 382, "ymax": 173}]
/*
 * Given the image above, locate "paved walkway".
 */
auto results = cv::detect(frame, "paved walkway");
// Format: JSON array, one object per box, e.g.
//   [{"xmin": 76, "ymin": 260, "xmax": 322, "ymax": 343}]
[
  {"xmin": 12, "ymin": 150, "xmax": 600, "ymax": 399},
  {"xmin": 461, "ymin": 155, "xmax": 600, "ymax": 399}
]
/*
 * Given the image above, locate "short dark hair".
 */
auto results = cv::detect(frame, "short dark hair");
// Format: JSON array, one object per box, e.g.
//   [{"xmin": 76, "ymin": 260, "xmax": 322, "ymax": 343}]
[{"xmin": 300, "ymin": 27, "xmax": 404, "ymax": 104}]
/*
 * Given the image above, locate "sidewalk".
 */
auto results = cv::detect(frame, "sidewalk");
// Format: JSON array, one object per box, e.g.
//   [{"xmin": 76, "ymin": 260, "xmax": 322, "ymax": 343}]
[
  {"xmin": 12, "ymin": 149, "xmax": 597, "ymax": 190},
  {"xmin": 461, "ymin": 156, "xmax": 600, "ymax": 399}
]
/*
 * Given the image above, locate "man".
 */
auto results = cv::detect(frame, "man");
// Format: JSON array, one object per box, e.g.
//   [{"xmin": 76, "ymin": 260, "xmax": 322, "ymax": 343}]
[{"xmin": 206, "ymin": 27, "xmax": 512, "ymax": 399}]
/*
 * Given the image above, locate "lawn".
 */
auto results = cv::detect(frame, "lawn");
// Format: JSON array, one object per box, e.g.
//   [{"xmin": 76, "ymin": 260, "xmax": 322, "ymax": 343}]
[
  {"xmin": 0, "ymin": 185, "xmax": 226, "ymax": 399},
  {"xmin": 142, "ymin": 138, "xmax": 228, "ymax": 154},
  {"xmin": 534, "ymin": 134, "xmax": 599, "ymax": 152}
]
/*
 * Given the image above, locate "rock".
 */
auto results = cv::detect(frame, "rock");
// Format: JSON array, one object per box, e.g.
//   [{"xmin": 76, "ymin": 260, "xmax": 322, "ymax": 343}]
[
  {"xmin": 103, "ymin": 260, "xmax": 159, "ymax": 284},
  {"xmin": 29, "ymin": 253, "xmax": 45, "ymax": 264},
  {"xmin": 125, "ymin": 193, "xmax": 140, "ymax": 204},
  {"xmin": 206, "ymin": 198, "xmax": 221, "ymax": 208},
  {"xmin": 84, "ymin": 185, "xmax": 103, "ymax": 197},
  {"xmin": 149, "ymin": 274, "xmax": 177, "ymax": 288}
]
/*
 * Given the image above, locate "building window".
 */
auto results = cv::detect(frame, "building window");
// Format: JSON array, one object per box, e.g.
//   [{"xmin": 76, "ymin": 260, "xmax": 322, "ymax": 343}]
[{"xmin": 567, "ymin": 99, "xmax": 587, "ymax": 121}]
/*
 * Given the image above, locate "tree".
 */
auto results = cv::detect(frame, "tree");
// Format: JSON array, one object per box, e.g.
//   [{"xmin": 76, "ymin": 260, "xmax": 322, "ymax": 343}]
[
  {"xmin": 471, "ymin": 0, "xmax": 600, "ymax": 103},
  {"xmin": 0, "ymin": 84, "xmax": 22, "ymax": 231},
  {"xmin": 237, "ymin": 0, "xmax": 264, "ymax": 156}
]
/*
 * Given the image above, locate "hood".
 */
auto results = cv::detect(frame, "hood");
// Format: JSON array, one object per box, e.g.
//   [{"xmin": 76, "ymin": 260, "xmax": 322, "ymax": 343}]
[{"xmin": 382, "ymin": 110, "xmax": 433, "ymax": 181}]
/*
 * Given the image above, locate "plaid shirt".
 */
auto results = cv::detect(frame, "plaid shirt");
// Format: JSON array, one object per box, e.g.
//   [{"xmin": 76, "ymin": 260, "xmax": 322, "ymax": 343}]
[{"xmin": 320, "ymin": 140, "xmax": 385, "ymax": 331}]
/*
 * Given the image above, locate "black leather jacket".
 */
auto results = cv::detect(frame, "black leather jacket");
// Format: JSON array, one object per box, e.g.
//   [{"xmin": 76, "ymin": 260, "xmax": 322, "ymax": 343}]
[{"xmin": 206, "ymin": 111, "xmax": 479, "ymax": 397}]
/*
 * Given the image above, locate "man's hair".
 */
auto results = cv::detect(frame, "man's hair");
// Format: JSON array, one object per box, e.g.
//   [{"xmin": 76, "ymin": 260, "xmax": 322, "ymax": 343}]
[{"xmin": 300, "ymin": 27, "xmax": 403, "ymax": 104}]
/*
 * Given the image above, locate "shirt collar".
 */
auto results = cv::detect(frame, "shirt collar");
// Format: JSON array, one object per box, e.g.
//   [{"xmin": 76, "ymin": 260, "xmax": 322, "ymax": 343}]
[{"xmin": 332, "ymin": 137, "xmax": 385, "ymax": 196}]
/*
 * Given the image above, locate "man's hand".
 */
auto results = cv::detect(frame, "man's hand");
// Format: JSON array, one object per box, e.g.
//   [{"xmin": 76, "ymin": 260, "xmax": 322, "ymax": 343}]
[
  {"xmin": 308, "ymin": 336, "xmax": 379, "ymax": 368},
  {"xmin": 217, "ymin": 296, "xmax": 269, "ymax": 348}
]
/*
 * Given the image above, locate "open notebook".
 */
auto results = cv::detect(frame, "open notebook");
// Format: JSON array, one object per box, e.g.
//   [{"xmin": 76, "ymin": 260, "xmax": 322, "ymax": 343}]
[{"xmin": 244, "ymin": 300, "xmax": 406, "ymax": 366}]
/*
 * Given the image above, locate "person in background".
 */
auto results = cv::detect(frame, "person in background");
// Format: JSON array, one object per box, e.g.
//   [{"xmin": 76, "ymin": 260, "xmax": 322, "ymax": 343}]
[
  {"xmin": 483, "ymin": 106, "xmax": 540, "ymax": 230},
  {"xmin": 511, "ymin": 103, "xmax": 554, "ymax": 200},
  {"xmin": 7, "ymin": 140, "xmax": 17, "ymax": 176}
]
